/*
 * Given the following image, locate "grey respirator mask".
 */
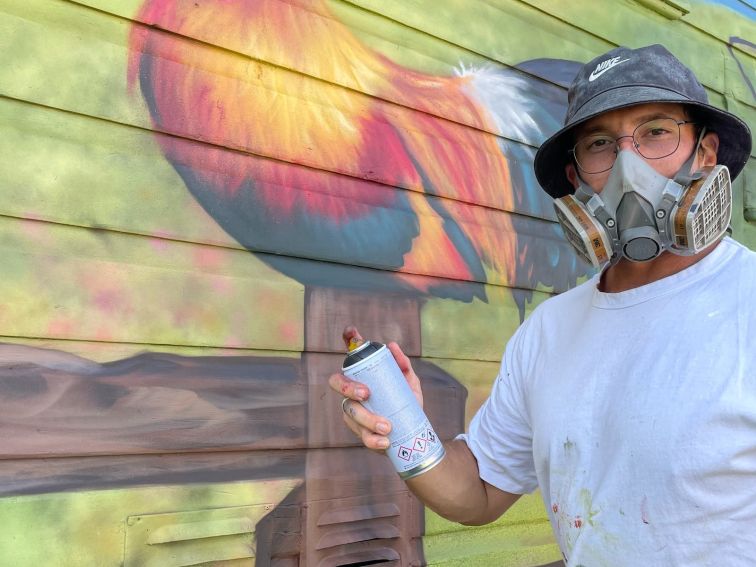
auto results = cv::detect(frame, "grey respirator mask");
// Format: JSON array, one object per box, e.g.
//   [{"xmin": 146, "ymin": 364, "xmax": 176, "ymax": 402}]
[{"xmin": 554, "ymin": 141, "xmax": 732, "ymax": 269}]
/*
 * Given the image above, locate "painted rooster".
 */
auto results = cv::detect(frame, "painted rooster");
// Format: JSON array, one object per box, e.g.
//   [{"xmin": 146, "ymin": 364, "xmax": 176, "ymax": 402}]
[{"xmin": 128, "ymin": 0, "xmax": 586, "ymax": 316}]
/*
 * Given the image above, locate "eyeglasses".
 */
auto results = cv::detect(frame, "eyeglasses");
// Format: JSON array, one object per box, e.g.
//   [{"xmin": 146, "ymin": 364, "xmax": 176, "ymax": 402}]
[{"xmin": 571, "ymin": 118, "xmax": 697, "ymax": 174}]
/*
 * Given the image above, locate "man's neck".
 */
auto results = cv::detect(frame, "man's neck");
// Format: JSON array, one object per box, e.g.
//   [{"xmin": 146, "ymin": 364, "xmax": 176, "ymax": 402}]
[{"xmin": 599, "ymin": 240, "xmax": 722, "ymax": 293}]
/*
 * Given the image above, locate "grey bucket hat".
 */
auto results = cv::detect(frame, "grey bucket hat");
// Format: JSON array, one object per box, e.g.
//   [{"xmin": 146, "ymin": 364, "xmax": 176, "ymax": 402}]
[{"xmin": 534, "ymin": 44, "xmax": 752, "ymax": 199}]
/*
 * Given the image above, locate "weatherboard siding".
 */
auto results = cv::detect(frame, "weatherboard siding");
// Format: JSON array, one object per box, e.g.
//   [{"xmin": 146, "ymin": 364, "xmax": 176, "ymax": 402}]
[{"xmin": 0, "ymin": 0, "xmax": 753, "ymax": 565}]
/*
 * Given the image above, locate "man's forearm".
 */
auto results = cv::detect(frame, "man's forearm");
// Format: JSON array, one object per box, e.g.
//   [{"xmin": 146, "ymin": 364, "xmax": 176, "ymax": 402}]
[{"xmin": 405, "ymin": 438, "xmax": 520, "ymax": 525}]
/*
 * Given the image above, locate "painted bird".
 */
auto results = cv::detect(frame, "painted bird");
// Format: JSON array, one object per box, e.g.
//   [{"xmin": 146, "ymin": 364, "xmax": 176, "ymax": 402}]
[{"xmin": 128, "ymin": 0, "xmax": 587, "ymax": 317}]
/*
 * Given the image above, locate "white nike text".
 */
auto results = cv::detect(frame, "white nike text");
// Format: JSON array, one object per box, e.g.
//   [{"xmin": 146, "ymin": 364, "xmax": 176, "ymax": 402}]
[{"xmin": 588, "ymin": 57, "xmax": 630, "ymax": 81}]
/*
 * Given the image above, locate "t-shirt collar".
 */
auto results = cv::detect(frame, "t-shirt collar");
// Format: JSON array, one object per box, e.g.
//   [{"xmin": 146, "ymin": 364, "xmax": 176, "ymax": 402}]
[{"xmin": 591, "ymin": 238, "xmax": 736, "ymax": 309}]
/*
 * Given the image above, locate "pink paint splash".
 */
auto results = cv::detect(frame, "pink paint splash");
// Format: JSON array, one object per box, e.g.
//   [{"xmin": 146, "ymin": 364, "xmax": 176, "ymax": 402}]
[
  {"xmin": 641, "ymin": 495, "xmax": 650, "ymax": 524},
  {"xmin": 193, "ymin": 246, "xmax": 225, "ymax": 270},
  {"xmin": 148, "ymin": 237, "xmax": 171, "ymax": 252},
  {"xmin": 278, "ymin": 321, "xmax": 300, "ymax": 343}
]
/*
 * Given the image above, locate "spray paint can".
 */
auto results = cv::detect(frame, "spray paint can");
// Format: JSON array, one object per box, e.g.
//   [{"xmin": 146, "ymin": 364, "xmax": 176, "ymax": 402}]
[{"xmin": 342, "ymin": 339, "xmax": 445, "ymax": 480}]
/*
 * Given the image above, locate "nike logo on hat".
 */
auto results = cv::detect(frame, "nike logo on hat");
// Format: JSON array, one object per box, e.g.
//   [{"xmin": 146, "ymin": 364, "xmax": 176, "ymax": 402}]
[{"xmin": 589, "ymin": 56, "xmax": 630, "ymax": 81}]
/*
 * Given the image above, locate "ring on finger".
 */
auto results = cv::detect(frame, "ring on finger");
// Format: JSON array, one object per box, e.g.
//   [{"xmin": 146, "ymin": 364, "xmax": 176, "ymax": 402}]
[{"xmin": 341, "ymin": 397, "xmax": 351, "ymax": 414}]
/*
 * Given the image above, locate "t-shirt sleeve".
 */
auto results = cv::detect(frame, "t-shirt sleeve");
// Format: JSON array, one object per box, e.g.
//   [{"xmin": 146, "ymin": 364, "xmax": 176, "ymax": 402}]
[{"xmin": 459, "ymin": 323, "xmax": 538, "ymax": 495}]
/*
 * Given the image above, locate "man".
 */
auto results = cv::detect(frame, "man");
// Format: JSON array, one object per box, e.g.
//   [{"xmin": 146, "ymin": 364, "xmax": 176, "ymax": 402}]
[{"xmin": 330, "ymin": 44, "xmax": 755, "ymax": 565}]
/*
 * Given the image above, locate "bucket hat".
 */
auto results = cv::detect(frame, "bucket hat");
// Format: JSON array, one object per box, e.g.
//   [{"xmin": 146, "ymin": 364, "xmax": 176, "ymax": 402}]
[{"xmin": 534, "ymin": 44, "xmax": 752, "ymax": 198}]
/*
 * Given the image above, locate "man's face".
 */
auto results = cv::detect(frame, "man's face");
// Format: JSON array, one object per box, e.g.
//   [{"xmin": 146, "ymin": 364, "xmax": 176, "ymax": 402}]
[{"xmin": 565, "ymin": 102, "xmax": 719, "ymax": 193}]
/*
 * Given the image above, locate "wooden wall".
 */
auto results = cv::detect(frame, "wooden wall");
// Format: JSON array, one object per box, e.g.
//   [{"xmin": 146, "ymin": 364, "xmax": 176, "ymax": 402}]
[{"xmin": 0, "ymin": 0, "xmax": 753, "ymax": 565}]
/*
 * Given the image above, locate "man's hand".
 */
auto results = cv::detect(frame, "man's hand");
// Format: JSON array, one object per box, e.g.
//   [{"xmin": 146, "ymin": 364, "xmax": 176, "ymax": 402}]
[{"xmin": 328, "ymin": 326, "xmax": 423, "ymax": 451}]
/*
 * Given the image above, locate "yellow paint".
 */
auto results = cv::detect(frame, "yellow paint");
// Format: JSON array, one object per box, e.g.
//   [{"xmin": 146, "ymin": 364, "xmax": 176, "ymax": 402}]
[
  {"xmin": 424, "ymin": 492, "xmax": 561, "ymax": 566},
  {"xmin": 0, "ymin": 480, "xmax": 300, "ymax": 567}
]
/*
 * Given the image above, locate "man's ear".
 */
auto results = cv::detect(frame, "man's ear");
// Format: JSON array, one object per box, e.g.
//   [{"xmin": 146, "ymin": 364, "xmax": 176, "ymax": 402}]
[
  {"xmin": 698, "ymin": 131, "xmax": 719, "ymax": 167},
  {"xmin": 565, "ymin": 162, "xmax": 580, "ymax": 189}
]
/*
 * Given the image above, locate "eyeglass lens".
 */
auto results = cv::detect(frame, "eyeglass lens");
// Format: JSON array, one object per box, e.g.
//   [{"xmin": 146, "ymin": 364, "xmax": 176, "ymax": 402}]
[{"xmin": 573, "ymin": 118, "xmax": 685, "ymax": 174}]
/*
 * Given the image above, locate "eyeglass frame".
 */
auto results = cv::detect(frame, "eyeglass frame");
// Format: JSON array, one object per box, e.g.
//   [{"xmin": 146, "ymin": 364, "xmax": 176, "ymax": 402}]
[{"xmin": 569, "ymin": 118, "xmax": 698, "ymax": 174}]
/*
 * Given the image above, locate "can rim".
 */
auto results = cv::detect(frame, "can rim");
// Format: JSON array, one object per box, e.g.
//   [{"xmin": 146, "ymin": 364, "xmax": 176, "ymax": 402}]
[
  {"xmin": 347, "ymin": 340, "xmax": 372, "ymax": 356},
  {"xmin": 341, "ymin": 341, "xmax": 385, "ymax": 372}
]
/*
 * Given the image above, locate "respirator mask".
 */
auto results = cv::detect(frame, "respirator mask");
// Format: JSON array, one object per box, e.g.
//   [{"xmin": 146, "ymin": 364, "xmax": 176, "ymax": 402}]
[{"xmin": 554, "ymin": 133, "xmax": 732, "ymax": 269}]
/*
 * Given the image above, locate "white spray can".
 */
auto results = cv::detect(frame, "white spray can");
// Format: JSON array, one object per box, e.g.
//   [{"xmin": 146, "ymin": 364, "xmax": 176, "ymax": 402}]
[{"xmin": 342, "ymin": 339, "xmax": 445, "ymax": 479}]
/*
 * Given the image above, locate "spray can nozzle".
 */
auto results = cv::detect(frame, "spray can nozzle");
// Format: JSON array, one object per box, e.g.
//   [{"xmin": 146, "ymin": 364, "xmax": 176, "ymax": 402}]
[{"xmin": 347, "ymin": 337, "xmax": 364, "ymax": 352}]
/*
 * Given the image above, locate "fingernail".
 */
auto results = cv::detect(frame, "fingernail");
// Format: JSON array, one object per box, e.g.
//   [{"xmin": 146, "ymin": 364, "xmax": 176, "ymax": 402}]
[
  {"xmin": 376, "ymin": 422, "xmax": 389, "ymax": 434},
  {"xmin": 378, "ymin": 438, "xmax": 389, "ymax": 449},
  {"xmin": 356, "ymin": 387, "xmax": 367, "ymax": 400}
]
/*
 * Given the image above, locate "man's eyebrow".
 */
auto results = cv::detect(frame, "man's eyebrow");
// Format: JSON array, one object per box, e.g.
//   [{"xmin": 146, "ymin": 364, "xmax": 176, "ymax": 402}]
[{"xmin": 577, "ymin": 112, "xmax": 685, "ymax": 137}]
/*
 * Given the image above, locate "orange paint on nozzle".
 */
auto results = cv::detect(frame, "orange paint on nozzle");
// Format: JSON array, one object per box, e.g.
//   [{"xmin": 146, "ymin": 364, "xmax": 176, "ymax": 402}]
[{"xmin": 347, "ymin": 337, "xmax": 364, "ymax": 352}]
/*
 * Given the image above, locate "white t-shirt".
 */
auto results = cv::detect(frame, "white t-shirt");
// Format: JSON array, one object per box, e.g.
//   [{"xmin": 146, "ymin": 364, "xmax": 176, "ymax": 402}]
[{"xmin": 464, "ymin": 237, "xmax": 756, "ymax": 566}]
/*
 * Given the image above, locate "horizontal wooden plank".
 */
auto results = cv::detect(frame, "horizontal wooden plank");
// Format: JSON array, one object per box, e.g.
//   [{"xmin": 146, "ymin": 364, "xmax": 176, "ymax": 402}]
[
  {"xmin": 0, "ymin": 0, "xmax": 572, "ymax": 221},
  {"xmin": 0, "ymin": 215, "xmax": 305, "ymax": 351},
  {"xmin": 0, "ymin": 99, "xmax": 234, "ymax": 248},
  {"xmin": 0, "ymin": 350, "xmax": 307, "ymax": 458},
  {"xmin": 0, "ymin": 451, "xmax": 304, "ymax": 496},
  {"xmin": 0, "ymin": 347, "xmax": 465, "ymax": 458},
  {"xmin": 0, "ymin": 212, "xmax": 584, "ymax": 355},
  {"xmin": 0, "ymin": 336, "xmax": 300, "ymax": 363},
  {"xmin": 0, "ymin": 0, "xmax": 146, "ymax": 129},
  {"xmin": 0, "ymin": 268, "xmax": 555, "ymax": 366}
]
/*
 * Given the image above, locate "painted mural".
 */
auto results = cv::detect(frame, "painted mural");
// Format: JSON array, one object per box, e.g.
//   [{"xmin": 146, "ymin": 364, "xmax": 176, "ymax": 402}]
[
  {"xmin": 0, "ymin": 0, "xmax": 753, "ymax": 565},
  {"xmin": 729, "ymin": 35, "xmax": 755, "ymax": 100}
]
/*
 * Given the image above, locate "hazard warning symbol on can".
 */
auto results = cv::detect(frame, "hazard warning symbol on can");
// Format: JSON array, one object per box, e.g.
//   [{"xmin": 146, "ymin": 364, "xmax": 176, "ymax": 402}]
[{"xmin": 398, "ymin": 446, "xmax": 413, "ymax": 461}]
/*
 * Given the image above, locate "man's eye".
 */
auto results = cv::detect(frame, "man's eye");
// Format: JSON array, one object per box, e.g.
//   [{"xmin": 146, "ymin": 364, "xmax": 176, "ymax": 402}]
[{"xmin": 586, "ymin": 138, "xmax": 613, "ymax": 151}]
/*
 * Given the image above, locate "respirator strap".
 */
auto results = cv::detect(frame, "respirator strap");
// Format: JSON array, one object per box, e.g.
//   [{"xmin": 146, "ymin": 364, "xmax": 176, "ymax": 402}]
[{"xmin": 673, "ymin": 126, "xmax": 707, "ymax": 186}]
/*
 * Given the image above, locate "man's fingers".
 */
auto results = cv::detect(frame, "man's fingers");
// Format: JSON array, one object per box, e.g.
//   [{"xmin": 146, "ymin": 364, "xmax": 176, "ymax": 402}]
[
  {"xmin": 387, "ymin": 341, "xmax": 412, "ymax": 373},
  {"xmin": 341, "ymin": 398, "xmax": 391, "ymax": 434},
  {"xmin": 328, "ymin": 372, "xmax": 369, "ymax": 401},
  {"xmin": 386, "ymin": 341, "xmax": 424, "ymax": 407},
  {"xmin": 341, "ymin": 411, "xmax": 390, "ymax": 451},
  {"xmin": 340, "ymin": 398, "xmax": 392, "ymax": 454},
  {"xmin": 334, "ymin": 331, "xmax": 404, "ymax": 453},
  {"xmin": 342, "ymin": 325, "xmax": 363, "ymax": 349},
  {"xmin": 361, "ymin": 430, "xmax": 391, "ymax": 451}
]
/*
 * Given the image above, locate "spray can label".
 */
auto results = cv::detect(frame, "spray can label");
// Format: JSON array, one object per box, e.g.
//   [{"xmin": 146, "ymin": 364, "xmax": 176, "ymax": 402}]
[{"xmin": 342, "ymin": 341, "xmax": 445, "ymax": 479}]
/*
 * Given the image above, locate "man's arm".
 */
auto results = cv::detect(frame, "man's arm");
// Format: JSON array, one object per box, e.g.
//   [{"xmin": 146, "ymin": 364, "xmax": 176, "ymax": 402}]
[{"xmin": 406, "ymin": 438, "xmax": 520, "ymax": 525}]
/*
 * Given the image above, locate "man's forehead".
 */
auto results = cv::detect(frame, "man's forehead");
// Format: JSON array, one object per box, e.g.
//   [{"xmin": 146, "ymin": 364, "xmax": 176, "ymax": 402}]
[{"xmin": 575, "ymin": 102, "xmax": 688, "ymax": 136}]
